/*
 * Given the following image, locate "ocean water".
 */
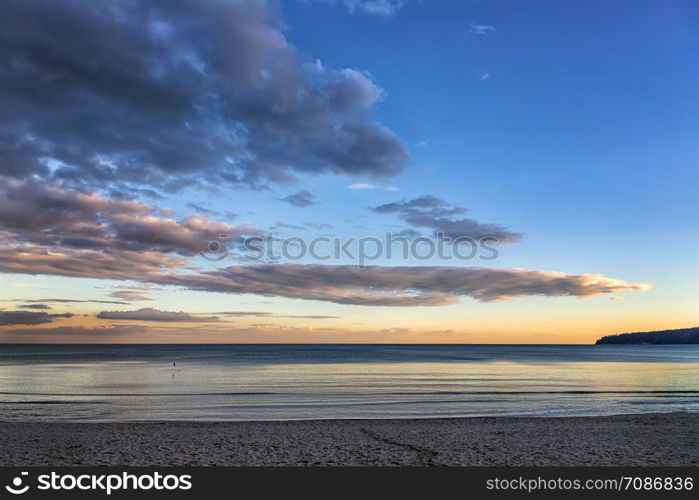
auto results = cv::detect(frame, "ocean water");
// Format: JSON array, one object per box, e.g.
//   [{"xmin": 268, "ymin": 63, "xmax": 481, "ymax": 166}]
[{"xmin": 0, "ymin": 344, "xmax": 697, "ymax": 422}]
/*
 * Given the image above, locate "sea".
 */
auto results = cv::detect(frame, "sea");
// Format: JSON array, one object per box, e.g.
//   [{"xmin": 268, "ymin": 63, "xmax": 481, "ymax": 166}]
[{"xmin": 0, "ymin": 344, "xmax": 697, "ymax": 422}]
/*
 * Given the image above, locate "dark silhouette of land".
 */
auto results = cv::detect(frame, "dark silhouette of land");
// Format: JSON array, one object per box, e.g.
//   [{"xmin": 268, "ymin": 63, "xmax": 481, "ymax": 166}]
[{"xmin": 596, "ymin": 326, "xmax": 699, "ymax": 344}]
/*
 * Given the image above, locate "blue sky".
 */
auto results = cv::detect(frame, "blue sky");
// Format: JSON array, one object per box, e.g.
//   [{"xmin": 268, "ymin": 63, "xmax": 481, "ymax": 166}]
[
  {"xmin": 277, "ymin": 0, "xmax": 699, "ymax": 283},
  {"xmin": 0, "ymin": 0, "xmax": 697, "ymax": 342},
  {"xmin": 283, "ymin": 0, "xmax": 699, "ymax": 277}
]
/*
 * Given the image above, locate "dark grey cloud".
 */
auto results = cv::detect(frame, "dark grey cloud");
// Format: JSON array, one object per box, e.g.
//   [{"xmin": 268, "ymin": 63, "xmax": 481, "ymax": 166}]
[
  {"xmin": 97, "ymin": 308, "xmax": 218, "ymax": 322},
  {"xmin": 0, "ymin": 0, "xmax": 408, "ymax": 192},
  {"xmin": 18, "ymin": 304, "xmax": 52, "ymax": 310},
  {"xmin": 280, "ymin": 190, "xmax": 316, "ymax": 208},
  {"xmin": 373, "ymin": 195, "xmax": 523, "ymax": 243},
  {"xmin": 0, "ymin": 310, "xmax": 74, "ymax": 326}
]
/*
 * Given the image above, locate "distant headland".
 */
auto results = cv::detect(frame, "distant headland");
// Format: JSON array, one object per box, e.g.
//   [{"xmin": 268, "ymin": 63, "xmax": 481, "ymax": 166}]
[{"xmin": 596, "ymin": 326, "xmax": 699, "ymax": 344}]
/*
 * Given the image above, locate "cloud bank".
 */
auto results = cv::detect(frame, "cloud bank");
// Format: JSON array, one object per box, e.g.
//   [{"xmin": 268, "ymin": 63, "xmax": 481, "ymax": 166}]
[
  {"xmin": 0, "ymin": 0, "xmax": 408, "ymax": 192},
  {"xmin": 163, "ymin": 264, "xmax": 651, "ymax": 306},
  {"xmin": 0, "ymin": 179, "xmax": 259, "ymax": 255},
  {"xmin": 97, "ymin": 308, "xmax": 218, "ymax": 322},
  {"xmin": 0, "ymin": 311, "xmax": 74, "ymax": 326}
]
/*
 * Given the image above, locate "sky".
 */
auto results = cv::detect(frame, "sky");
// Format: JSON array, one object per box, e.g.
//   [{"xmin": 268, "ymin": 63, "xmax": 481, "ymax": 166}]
[{"xmin": 1, "ymin": 0, "xmax": 698, "ymax": 343}]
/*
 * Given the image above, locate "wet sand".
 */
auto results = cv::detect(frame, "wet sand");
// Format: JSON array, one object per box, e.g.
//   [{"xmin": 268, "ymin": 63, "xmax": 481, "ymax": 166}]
[{"xmin": 1, "ymin": 413, "xmax": 697, "ymax": 466}]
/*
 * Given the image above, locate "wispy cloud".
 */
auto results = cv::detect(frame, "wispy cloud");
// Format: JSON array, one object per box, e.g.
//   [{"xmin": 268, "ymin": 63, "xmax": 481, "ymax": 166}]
[
  {"xmin": 341, "ymin": 0, "xmax": 409, "ymax": 17},
  {"xmin": 32, "ymin": 299, "xmax": 130, "ymax": 306},
  {"xmin": 0, "ymin": 325, "xmax": 147, "ymax": 337},
  {"xmin": 271, "ymin": 221, "xmax": 333, "ymax": 231},
  {"xmin": 280, "ymin": 190, "xmax": 317, "ymax": 208},
  {"xmin": 215, "ymin": 311, "xmax": 339, "ymax": 319},
  {"xmin": 373, "ymin": 195, "xmax": 523, "ymax": 243},
  {"xmin": 347, "ymin": 183, "xmax": 399, "ymax": 191},
  {"xmin": 17, "ymin": 304, "xmax": 52, "ymax": 310},
  {"xmin": 108, "ymin": 288, "xmax": 154, "ymax": 302},
  {"xmin": 469, "ymin": 23, "xmax": 495, "ymax": 36}
]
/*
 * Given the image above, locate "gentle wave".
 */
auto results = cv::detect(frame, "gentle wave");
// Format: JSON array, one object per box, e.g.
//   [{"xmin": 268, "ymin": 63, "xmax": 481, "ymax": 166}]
[{"xmin": 1, "ymin": 389, "xmax": 699, "ymax": 397}]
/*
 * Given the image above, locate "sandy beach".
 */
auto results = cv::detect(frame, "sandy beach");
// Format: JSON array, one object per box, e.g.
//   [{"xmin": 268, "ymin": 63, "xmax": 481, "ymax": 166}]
[{"xmin": 1, "ymin": 412, "xmax": 697, "ymax": 466}]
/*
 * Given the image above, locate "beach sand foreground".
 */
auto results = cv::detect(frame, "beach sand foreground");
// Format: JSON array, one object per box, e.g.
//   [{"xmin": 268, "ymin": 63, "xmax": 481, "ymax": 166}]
[{"xmin": 1, "ymin": 413, "xmax": 697, "ymax": 466}]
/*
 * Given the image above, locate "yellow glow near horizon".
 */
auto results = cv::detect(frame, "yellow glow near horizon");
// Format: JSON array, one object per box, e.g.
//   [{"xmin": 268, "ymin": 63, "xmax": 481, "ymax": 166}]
[{"xmin": 1, "ymin": 274, "xmax": 696, "ymax": 344}]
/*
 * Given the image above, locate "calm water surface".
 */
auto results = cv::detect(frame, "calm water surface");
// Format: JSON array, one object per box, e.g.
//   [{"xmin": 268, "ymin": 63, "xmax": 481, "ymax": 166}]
[{"xmin": 0, "ymin": 344, "xmax": 697, "ymax": 422}]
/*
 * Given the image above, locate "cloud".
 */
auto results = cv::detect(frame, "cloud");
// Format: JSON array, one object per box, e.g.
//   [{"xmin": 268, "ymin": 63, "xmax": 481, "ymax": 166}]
[
  {"xmin": 469, "ymin": 23, "xmax": 495, "ymax": 35},
  {"xmin": 17, "ymin": 304, "xmax": 52, "ymax": 310},
  {"xmin": 215, "ymin": 311, "xmax": 339, "ymax": 319},
  {"xmin": 302, "ymin": 221, "xmax": 333, "ymax": 230},
  {"xmin": 0, "ymin": 216, "xmax": 650, "ymax": 309},
  {"xmin": 0, "ymin": 242, "xmax": 190, "ymax": 282},
  {"xmin": 0, "ymin": 310, "xmax": 73, "ymax": 326},
  {"xmin": 347, "ymin": 183, "xmax": 398, "ymax": 191},
  {"xmin": 0, "ymin": 179, "xmax": 260, "ymax": 255},
  {"xmin": 271, "ymin": 221, "xmax": 306, "ymax": 231},
  {"xmin": 104, "ymin": 284, "xmax": 162, "ymax": 302},
  {"xmin": 415, "ymin": 139, "xmax": 429, "ymax": 147},
  {"xmin": 0, "ymin": 323, "xmax": 463, "ymax": 343},
  {"xmin": 372, "ymin": 195, "xmax": 523, "ymax": 243},
  {"xmin": 340, "ymin": 0, "xmax": 408, "ymax": 16},
  {"xmin": 160, "ymin": 264, "xmax": 652, "ymax": 306},
  {"xmin": 96, "ymin": 308, "xmax": 218, "ymax": 322},
  {"xmin": 280, "ymin": 190, "xmax": 316, "ymax": 207},
  {"xmin": 186, "ymin": 203, "xmax": 222, "ymax": 217},
  {"xmin": 108, "ymin": 290, "xmax": 154, "ymax": 302},
  {"xmin": 0, "ymin": 229, "xmax": 650, "ymax": 307},
  {"xmin": 30, "ymin": 298, "xmax": 130, "ymax": 305},
  {"xmin": 272, "ymin": 220, "xmax": 334, "ymax": 230},
  {"xmin": 0, "ymin": 0, "xmax": 408, "ymax": 191},
  {"xmin": 0, "ymin": 325, "xmax": 146, "ymax": 336}
]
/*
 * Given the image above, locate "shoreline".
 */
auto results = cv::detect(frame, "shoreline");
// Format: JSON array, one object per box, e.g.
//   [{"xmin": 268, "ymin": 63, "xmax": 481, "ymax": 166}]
[
  {"xmin": 2, "ymin": 409, "xmax": 695, "ymax": 425},
  {"xmin": 1, "ymin": 412, "xmax": 697, "ymax": 466}
]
